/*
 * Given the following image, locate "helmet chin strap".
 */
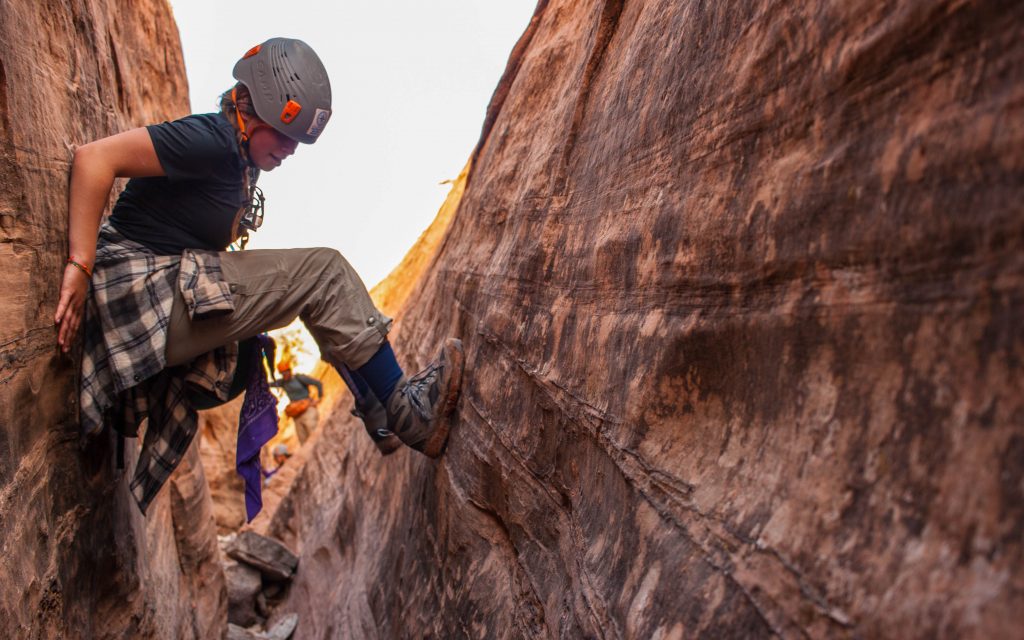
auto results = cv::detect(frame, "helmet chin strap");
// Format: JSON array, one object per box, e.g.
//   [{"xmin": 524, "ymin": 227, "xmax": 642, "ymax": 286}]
[
  {"xmin": 230, "ymin": 87, "xmax": 265, "ymax": 252},
  {"xmin": 231, "ymin": 86, "xmax": 258, "ymax": 168},
  {"xmin": 231, "ymin": 87, "xmax": 249, "ymax": 142}
]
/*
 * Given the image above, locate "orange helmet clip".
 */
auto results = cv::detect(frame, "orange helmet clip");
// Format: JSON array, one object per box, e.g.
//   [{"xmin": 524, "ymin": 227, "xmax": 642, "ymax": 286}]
[{"xmin": 280, "ymin": 100, "xmax": 302, "ymax": 124}]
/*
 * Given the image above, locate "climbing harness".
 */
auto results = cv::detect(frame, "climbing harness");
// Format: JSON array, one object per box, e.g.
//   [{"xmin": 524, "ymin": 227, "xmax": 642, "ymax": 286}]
[{"xmin": 236, "ymin": 166, "xmax": 265, "ymax": 250}]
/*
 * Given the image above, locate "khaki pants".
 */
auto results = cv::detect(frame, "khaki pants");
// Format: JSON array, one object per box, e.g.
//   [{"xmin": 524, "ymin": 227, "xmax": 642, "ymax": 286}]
[
  {"xmin": 293, "ymin": 405, "xmax": 319, "ymax": 444},
  {"xmin": 165, "ymin": 247, "xmax": 391, "ymax": 369}
]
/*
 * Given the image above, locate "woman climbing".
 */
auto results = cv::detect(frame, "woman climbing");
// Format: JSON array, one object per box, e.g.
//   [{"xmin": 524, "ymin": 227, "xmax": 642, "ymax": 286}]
[{"xmin": 53, "ymin": 37, "xmax": 461, "ymax": 514}]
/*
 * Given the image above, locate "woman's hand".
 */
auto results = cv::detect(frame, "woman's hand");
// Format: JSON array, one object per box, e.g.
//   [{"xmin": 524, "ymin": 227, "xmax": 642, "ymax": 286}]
[{"xmin": 55, "ymin": 263, "xmax": 91, "ymax": 352}]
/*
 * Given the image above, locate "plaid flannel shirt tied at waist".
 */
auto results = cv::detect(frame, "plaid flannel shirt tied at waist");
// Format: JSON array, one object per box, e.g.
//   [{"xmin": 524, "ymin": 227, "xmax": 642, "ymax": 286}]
[{"xmin": 81, "ymin": 221, "xmax": 238, "ymax": 513}]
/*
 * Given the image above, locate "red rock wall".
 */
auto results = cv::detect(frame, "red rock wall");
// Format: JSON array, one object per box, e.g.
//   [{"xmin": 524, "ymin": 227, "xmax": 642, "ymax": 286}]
[
  {"xmin": 0, "ymin": 2, "xmax": 226, "ymax": 638},
  {"xmin": 268, "ymin": 0, "xmax": 1024, "ymax": 637}
]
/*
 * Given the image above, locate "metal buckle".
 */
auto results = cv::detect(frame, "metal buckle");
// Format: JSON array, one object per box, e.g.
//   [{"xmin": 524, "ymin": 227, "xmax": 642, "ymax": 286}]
[{"xmin": 239, "ymin": 183, "xmax": 265, "ymax": 233}]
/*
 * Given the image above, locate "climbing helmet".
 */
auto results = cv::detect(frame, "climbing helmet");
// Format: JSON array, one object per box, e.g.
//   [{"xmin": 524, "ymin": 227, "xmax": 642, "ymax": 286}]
[{"xmin": 232, "ymin": 37, "xmax": 332, "ymax": 144}]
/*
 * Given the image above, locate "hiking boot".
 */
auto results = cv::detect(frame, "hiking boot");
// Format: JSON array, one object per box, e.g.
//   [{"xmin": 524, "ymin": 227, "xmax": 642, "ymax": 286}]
[
  {"xmin": 351, "ymin": 391, "xmax": 401, "ymax": 456},
  {"xmin": 385, "ymin": 338, "xmax": 464, "ymax": 457}
]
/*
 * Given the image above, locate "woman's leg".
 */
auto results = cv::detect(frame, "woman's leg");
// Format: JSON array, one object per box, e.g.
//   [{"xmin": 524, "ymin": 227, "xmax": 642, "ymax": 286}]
[
  {"xmin": 165, "ymin": 246, "xmax": 463, "ymax": 457},
  {"xmin": 166, "ymin": 247, "xmax": 389, "ymax": 368}
]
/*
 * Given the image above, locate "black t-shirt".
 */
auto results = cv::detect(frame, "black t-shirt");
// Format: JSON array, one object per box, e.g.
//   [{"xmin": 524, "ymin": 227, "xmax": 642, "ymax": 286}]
[{"xmin": 109, "ymin": 113, "xmax": 249, "ymax": 255}]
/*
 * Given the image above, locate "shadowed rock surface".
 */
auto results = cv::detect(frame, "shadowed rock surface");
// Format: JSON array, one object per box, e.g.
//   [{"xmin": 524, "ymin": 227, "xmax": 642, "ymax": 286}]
[
  {"xmin": 265, "ymin": 0, "xmax": 1024, "ymax": 638},
  {"xmin": 225, "ymin": 555, "xmax": 264, "ymax": 627},
  {"xmin": 200, "ymin": 395, "xmax": 250, "ymax": 532},
  {"xmin": 0, "ymin": 1, "xmax": 226, "ymax": 638}
]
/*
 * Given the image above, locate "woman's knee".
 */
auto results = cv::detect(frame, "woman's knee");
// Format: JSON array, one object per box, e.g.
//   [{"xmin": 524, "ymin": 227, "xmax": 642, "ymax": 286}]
[
  {"xmin": 305, "ymin": 247, "xmax": 347, "ymax": 272},
  {"xmin": 304, "ymin": 247, "xmax": 362, "ymax": 283}
]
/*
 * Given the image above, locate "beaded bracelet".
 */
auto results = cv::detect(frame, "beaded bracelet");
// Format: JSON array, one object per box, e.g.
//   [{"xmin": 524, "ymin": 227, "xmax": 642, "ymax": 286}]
[{"xmin": 67, "ymin": 257, "xmax": 93, "ymax": 278}]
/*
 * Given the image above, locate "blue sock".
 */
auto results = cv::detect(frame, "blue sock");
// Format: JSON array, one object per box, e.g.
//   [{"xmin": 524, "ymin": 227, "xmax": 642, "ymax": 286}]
[
  {"xmin": 356, "ymin": 342, "xmax": 404, "ymax": 403},
  {"xmin": 337, "ymin": 365, "xmax": 372, "ymax": 404}
]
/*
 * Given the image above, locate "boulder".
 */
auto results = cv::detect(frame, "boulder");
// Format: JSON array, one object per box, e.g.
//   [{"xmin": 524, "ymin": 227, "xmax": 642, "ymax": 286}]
[
  {"xmin": 266, "ymin": 614, "xmax": 299, "ymax": 640},
  {"xmin": 224, "ymin": 557, "xmax": 264, "ymax": 627},
  {"xmin": 226, "ymin": 624, "xmax": 263, "ymax": 640},
  {"xmin": 227, "ymin": 531, "xmax": 299, "ymax": 581},
  {"xmin": 227, "ymin": 613, "xmax": 298, "ymax": 640}
]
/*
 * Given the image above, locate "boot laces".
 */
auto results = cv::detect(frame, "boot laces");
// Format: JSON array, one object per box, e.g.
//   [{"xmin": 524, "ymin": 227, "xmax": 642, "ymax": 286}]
[{"xmin": 402, "ymin": 362, "xmax": 442, "ymax": 421}]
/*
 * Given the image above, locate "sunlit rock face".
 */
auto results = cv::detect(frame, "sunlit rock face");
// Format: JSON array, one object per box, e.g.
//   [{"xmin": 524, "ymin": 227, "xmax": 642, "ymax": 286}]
[
  {"xmin": 266, "ymin": 0, "xmax": 1024, "ymax": 637},
  {"xmin": 0, "ymin": 1, "xmax": 226, "ymax": 638}
]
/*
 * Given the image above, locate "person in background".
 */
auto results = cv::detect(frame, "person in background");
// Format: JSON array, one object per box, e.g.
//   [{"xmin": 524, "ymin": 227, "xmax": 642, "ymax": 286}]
[
  {"xmin": 272, "ymin": 361, "xmax": 324, "ymax": 444},
  {"xmin": 262, "ymin": 443, "xmax": 292, "ymax": 484},
  {"xmin": 272, "ymin": 443, "xmax": 292, "ymax": 466}
]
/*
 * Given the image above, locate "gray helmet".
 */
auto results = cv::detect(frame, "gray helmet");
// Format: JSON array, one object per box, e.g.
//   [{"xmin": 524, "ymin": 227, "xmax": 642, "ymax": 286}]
[{"xmin": 232, "ymin": 37, "xmax": 332, "ymax": 144}]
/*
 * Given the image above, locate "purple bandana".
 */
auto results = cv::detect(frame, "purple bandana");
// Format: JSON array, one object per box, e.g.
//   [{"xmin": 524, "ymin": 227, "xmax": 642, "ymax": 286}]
[{"xmin": 236, "ymin": 335, "xmax": 280, "ymax": 521}]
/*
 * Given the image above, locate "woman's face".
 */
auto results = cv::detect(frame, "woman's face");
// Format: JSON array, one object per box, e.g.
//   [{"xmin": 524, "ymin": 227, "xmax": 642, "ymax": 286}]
[{"xmin": 246, "ymin": 120, "xmax": 299, "ymax": 171}]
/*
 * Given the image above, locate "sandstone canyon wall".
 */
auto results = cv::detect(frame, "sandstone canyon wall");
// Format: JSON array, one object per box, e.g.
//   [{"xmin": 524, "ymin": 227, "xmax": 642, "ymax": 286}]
[
  {"xmin": 0, "ymin": 2, "xmax": 226, "ymax": 638},
  {"xmin": 266, "ymin": 0, "xmax": 1023, "ymax": 638}
]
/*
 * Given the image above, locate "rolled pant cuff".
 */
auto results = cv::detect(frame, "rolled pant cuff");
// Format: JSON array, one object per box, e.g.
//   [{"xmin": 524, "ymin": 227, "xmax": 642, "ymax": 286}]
[{"xmin": 323, "ymin": 315, "xmax": 393, "ymax": 370}]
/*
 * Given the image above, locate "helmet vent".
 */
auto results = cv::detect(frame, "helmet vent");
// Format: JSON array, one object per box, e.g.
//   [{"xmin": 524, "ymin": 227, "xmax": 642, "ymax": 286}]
[{"xmin": 269, "ymin": 41, "xmax": 303, "ymax": 103}]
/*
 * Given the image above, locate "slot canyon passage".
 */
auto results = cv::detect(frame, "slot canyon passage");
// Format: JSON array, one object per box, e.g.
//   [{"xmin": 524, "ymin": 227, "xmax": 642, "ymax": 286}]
[{"xmin": 1, "ymin": 0, "xmax": 1023, "ymax": 638}]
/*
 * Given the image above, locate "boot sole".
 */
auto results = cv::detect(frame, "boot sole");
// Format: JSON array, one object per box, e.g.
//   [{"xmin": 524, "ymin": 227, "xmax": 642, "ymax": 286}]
[{"xmin": 421, "ymin": 338, "xmax": 464, "ymax": 458}]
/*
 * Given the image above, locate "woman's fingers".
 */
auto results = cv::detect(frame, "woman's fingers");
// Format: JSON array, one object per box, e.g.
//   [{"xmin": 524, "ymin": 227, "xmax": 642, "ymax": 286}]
[
  {"xmin": 55, "ymin": 296, "xmax": 67, "ymax": 324},
  {"xmin": 56, "ymin": 293, "xmax": 73, "ymax": 346},
  {"xmin": 59, "ymin": 301, "xmax": 82, "ymax": 350},
  {"xmin": 58, "ymin": 305, "xmax": 75, "ymax": 349},
  {"xmin": 56, "ymin": 266, "xmax": 89, "ymax": 350},
  {"xmin": 60, "ymin": 308, "xmax": 81, "ymax": 351},
  {"xmin": 56, "ymin": 277, "xmax": 74, "ymax": 343}
]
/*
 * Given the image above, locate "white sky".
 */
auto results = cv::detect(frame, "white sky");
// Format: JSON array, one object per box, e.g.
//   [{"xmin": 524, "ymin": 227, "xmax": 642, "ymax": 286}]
[{"xmin": 168, "ymin": 1, "xmax": 536, "ymax": 288}]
